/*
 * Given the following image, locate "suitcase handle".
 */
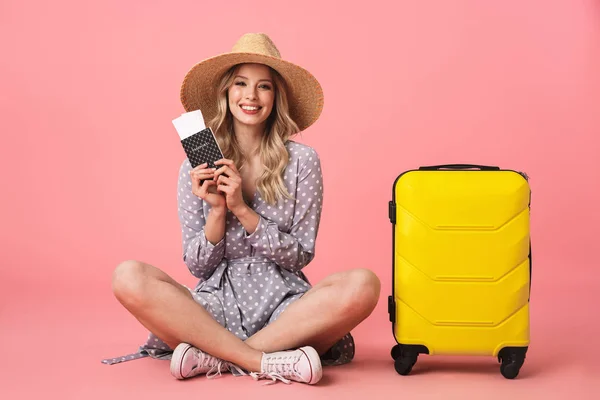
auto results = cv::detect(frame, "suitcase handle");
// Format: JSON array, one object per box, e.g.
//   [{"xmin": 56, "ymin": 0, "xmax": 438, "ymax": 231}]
[{"xmin": 419, "ymin": 164, "xmax": 500, "ymax": 171}]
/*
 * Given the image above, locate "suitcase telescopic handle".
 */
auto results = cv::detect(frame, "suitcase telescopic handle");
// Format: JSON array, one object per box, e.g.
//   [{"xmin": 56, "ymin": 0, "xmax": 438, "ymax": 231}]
[{"xmin": 419, "ymin": 164, "xmax": 500, "ymax": 171}]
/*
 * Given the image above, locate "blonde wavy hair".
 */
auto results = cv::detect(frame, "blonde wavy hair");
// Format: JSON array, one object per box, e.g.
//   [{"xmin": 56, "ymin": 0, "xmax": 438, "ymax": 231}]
[{"xmin": 207, "ymin": 63, "xmax": 301, "ymax": 205}]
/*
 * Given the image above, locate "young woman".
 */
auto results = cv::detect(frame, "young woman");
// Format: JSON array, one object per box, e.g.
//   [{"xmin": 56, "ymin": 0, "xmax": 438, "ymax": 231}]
[{"xmin": 103, "ymin": 33, "xmax": 380, "ymax": 385}]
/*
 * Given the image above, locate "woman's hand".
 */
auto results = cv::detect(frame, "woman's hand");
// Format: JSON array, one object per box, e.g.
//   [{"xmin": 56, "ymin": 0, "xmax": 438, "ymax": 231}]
[
  {"xmin": 213, "ymin": 158, "xmax": 247, "ymax": 215},
  {"xmin": 189, "ymin": 163, "xmax": 226, "ymax": 210}
]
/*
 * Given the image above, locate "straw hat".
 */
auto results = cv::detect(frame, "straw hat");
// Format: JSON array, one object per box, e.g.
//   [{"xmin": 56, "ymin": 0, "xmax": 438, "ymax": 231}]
[{"xmin": 180, "ymin": 33, "xmax": 324, "ymax": 132}]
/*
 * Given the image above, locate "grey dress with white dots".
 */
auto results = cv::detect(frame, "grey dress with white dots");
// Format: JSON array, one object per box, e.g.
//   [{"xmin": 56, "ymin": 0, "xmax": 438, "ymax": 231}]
[{"xmin": 102, "ymin": 141, "xmax": 355, "ymax": 367}]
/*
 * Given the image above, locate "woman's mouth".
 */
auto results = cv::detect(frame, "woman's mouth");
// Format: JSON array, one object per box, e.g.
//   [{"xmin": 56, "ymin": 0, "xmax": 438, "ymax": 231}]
[{"xmin": 240, "ymin": 105, "xmax": 262, "ymax": 115}]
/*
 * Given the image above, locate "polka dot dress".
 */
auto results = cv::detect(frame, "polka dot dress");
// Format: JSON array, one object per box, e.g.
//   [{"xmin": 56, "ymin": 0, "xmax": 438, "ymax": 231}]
[{"xmin": 102, "ymin": 141, "xmax": 355, "ymax": 367}]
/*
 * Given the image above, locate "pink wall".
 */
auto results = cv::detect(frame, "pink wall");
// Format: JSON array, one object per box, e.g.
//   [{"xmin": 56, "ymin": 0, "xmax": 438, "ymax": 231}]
[
  {"xmin": 1, "ymin": 0, "xmax": 598, "ymax": 298},
  {"xmin": 2, "ymin": 1, "xmax": 600, "ymax": 397}
]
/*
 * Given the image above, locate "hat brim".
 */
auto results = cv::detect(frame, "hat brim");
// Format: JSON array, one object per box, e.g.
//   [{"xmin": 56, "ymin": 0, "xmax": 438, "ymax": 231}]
[{"xmin": 180, "ymin": 52, "xmax": 324, "ymax": 133}]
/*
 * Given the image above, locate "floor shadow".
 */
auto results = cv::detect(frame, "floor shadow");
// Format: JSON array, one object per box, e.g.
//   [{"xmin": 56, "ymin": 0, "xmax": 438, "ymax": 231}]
[
  {"xmin": 392, "ymin": 351, "xmax": 562, "ymax": 379},
  {"xmin": 362, "ymin": 346, "xmax": 569, "ymax": 379},
  {"xmin": 314, "ymin": 373, "xmax": 335, "ymax": 387},
  {"xmin": 410, "ymin": 358, "xmax": 501, "ymax": 376}
]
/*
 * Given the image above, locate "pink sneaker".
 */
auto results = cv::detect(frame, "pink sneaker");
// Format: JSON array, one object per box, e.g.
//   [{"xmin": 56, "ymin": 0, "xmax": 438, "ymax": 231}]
[
  {"xmin": 248, "ymin": 346, "xmax": 323, "ymax": 385},
  {"xmin": 170, "ymin": 343, "xmax": 229, "ymax": 380}
]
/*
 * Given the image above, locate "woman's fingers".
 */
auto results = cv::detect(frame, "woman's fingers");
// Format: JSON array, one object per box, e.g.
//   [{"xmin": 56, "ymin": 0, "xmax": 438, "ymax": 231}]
[
  {"xmin": 198, "ymin": 179, "xmax": 218, "ymax": 196},
  {"xmin": 190, "ymin": 161, "xmax": 241, "ymax": 201},
  {"xmin": 217, "ymin": 184, "xmax": 233, "ymax": 195},
  {"xmin": 216, "ymin": 174, "xmax": 239, "ymax": 189},
  {"xmin": 190, "ymin": 163, "xmax": 216, "ymax": 176},
  {"xmin": 201, "ymin": 179, "xmax": 215, "ymax": 190},
  {"xmin": 191, "ymin": 170, "xmax": 215, "ymax": 181},
  {"xmin": 189, "ymin": 164, "xmax": 216, "ymax": 191},
  {"xmin": 214, "ymin": 158, "xmax": 234, "ymax": 168},
  {"xmin": 191, "ymin": 175, "xmax": 217, "ymax": 198},
  {"xmin": 214, "ymin": 158, "xmax": 240, "ymax": 174},
  {"xmin": 206, "ymin": 181, "xmax": 219, "ymax": 194},
  {"xmin": 190, "ymin": 162, "xmax": 208, "ymax": 176},
  {"xmin": 213, "ymin": 166, "xmax": 241, "ymax": 183},
  {"xmin": 213, "ymin": 159, "xmax": 242, "ymax": 186},
  {"xmin": 190, "ymin": 163, "xmax": 216, "ymax": 177}
]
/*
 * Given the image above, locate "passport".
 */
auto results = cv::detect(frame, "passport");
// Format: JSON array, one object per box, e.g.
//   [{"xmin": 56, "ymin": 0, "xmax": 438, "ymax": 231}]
[{"xmin": 172, "ymin": 110, "xmax": 224, "ymax": 169}]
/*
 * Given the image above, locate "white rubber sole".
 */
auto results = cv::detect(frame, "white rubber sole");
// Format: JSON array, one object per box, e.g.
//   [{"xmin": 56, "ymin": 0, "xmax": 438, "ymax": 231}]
[
  {"xmin": 299, "ymin": 346, "xmax": 323, "ymax": 385},
  {"xmin": 170, "ymin": 343, "xmax": 193, "ymax": 380}
]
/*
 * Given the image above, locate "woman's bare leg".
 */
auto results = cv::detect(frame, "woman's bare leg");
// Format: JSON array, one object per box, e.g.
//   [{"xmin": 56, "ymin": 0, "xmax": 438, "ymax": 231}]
[
  {"xmin": 111, "ymin": 260, "xmax": 262, "ymax": 372},
  {"xmin": 244, "ymin": 268, "xmax": 381, "ymax": 354},
  {"xmin": 112, "ymin": 261, "xmax": 380, "ymax": 371}
]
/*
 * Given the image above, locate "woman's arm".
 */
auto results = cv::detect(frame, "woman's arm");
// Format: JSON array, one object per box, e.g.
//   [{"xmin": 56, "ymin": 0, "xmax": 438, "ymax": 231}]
[{"xmin": 177, "ymin": 160, "xmax": 227, "ymax": 280}]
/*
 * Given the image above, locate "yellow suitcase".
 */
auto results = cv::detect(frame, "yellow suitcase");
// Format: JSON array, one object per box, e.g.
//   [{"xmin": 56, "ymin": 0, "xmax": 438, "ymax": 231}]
[{"xmin": 388, "ymin": 164, "xmax": 531, "ymax": 379}]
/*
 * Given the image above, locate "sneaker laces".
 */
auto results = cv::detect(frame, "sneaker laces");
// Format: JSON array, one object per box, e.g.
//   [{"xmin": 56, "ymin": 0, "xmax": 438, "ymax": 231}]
[
  {"xmin": 194, "ymin": 349, "xmax": 229, "ymax": 380},
  {"xmin": 249, "ymin": 371, "xmax": 292, "ymax": 385},
  {"xmin": 248, "ymin": 353, "xmax": 303, "ymax": 385},
  {"xmin": 224, "ymin": 362, "xmax": 284, "ymax": 384},
  {"xmin": 206, "ymin": 360, "xmax": 229, "ymax": 380}
]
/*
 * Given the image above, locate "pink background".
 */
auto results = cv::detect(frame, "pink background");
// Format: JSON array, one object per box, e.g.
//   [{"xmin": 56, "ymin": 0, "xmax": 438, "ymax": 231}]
[{"xmin": 2, "ymin": 0, "xmax": 599, "ymax": 398}]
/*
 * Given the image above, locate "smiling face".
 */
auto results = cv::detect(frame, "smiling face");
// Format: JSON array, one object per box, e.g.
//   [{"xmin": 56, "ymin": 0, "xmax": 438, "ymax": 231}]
[{"xmin": 227, "ymin": 63, "xmax": 275, "ymax": 130}]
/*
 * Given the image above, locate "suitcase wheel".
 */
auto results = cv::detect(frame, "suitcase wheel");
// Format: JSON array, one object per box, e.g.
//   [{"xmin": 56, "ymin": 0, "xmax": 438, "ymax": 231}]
[
  {"xmin": 498, "ymin": 347, "xmax": 527, "ymax": 379},
  {"xmin": 392, "ymin": 344, "xmax": 423, "ymax": 376},
  {"xmin": 394, "ymin": 351, "xmax": 418, "ymax": 375},
  {"xmin": 391, "ymin": 344, "xmax": 402, "ymax": 360}
]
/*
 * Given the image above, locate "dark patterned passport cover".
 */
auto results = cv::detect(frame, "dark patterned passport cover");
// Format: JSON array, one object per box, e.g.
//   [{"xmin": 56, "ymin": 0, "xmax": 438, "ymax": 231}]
[{"xmin": 180, "ymin": 127, "xmax": 224, "ymax": 169}]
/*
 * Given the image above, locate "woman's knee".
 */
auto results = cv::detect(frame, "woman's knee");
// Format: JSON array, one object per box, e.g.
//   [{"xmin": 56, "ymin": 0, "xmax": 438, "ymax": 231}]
[
  {"xmin": 112, "ymin": 260, "xmax": 149, "ymax": 306},
  {"xmin": 342, "ymin": 268, "xmax": 381, "ymax": 313}
]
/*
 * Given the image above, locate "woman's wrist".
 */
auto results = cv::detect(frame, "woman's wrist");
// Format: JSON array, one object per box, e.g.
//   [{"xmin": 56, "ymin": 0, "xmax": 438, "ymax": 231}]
[
  {"xmin": 229, "ymin": 202, "xmax": 247, "ymax": 217},
  {"xmin": 232, "ymin": 203, "xmax": 260, "ymax": 234},
  {"xmin": 204, "ymin": 205, "xmax": 227, "ymax": 245},
  {"xmin": 209, "ymin": 205, "xmax": 227, "ymax": 218}
]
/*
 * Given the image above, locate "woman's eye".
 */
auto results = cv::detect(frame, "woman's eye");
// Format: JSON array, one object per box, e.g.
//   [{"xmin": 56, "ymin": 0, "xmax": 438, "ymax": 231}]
[
  {"xmin": 260, "ymin": 85, "xmax": 272, "ymax": 90},
  {"xmin": 235, "ymin": 81, "xmax": 245, "ymax": 86}
]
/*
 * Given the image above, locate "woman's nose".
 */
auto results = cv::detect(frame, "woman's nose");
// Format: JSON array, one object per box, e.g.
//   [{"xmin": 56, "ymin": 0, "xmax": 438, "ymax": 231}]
[{"xmin": 245, "ymin": 87, "xmax": 258, "ymax": 99}]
